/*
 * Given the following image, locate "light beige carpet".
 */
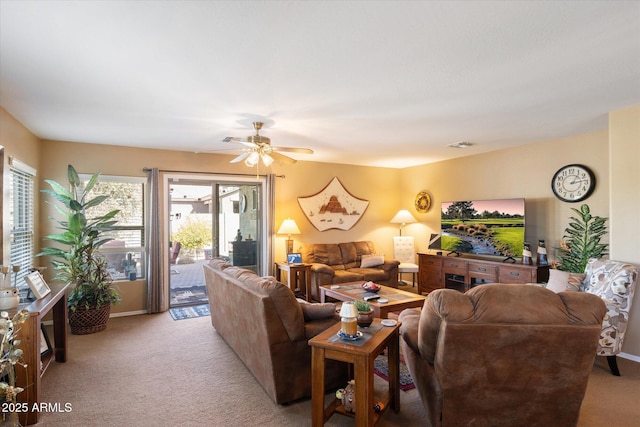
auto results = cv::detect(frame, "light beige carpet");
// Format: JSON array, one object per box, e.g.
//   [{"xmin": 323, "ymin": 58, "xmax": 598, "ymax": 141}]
[{"xmin": 36, "ymin": 312, "xmax": 640, "ymax": 426}]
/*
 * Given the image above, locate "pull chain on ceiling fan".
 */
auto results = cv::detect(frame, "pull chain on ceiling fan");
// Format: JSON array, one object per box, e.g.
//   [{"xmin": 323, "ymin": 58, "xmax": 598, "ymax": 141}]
[{"xmin": 224, "ymin": 121, "xmax": 313, "ymax": 168}]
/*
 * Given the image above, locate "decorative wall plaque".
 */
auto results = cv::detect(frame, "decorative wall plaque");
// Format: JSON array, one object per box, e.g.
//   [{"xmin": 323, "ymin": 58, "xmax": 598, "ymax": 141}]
[{"xmin": 298, "ymin": 177, "xmax": 369, "ymax": 231}]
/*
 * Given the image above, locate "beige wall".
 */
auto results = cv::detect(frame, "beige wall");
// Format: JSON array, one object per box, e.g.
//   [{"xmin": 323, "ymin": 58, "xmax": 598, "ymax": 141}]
[
  {"xmin": 609, "ymin": 105, "xmax": 640, "ymax": 357},
  {"xmin": 2, "ymin": 104, "xmax": 639, "ymax": 358},
  {"xmin": 36, "ymin": 140, "xmax": 403, "ymax": 314},
  {"xmin": 0, "ymin": 108, "xmax": 41, "ymax": 265},
  {"xmin": 401, "ymin": 130, "xmax": 610, "ymax": 257}
]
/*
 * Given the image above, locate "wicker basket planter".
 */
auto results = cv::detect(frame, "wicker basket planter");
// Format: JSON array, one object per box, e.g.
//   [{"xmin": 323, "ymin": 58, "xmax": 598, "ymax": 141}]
[{"xmin": 69, "ymin": 304, "xmax": 111, "ymax": 335}]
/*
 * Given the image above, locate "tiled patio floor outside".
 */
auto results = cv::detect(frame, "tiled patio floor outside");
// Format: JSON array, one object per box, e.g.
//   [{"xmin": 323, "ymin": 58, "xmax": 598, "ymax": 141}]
[{"xmin": 170, "ymin": 259, "xmax": 209, "ymax": 307}]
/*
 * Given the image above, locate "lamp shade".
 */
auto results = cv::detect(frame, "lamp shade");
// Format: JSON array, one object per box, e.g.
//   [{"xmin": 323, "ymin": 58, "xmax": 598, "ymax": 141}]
[
  {"xmin": 338, "ymin": 301, "xmax": 359, "ymax": 318},
  {"xmin": 390, "ymin": 209, "xmax": 417, "ymax": 225},
  {"xmin": 277, "ymin": 218, "xmax": 301, "ymax": 235}
]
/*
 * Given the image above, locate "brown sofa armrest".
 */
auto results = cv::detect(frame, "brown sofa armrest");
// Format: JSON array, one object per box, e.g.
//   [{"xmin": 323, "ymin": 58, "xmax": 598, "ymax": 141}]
[
  {"xmin": 381, "ymin": 259, "xmax": 400, "ymax": 272},
  {"xmin": 309, "ymin": 262, "xmax": 335, "ymax": 276},
  {"xmin": 399, "ymin": 308, "xmax": 422, "ymax": 356},
  {"xmin": 304, "ymin": 318, "xmax": 340, "ymax": 339}
]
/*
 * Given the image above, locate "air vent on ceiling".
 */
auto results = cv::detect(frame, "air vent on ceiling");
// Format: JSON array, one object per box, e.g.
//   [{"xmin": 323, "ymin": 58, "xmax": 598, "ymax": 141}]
[{"xmin": 448, "ymin": 141, "xmax": 473, "ymax": 148}]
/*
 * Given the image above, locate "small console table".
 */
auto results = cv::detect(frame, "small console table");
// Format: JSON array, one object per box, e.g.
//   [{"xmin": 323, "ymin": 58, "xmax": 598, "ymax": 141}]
[
  {"xmin": 13, "ymin": 282, "xmax": 69, "ymax": 425},
  {"xmin": 418, "ymin": 253, "xmax": 549, "ymax": 295}
]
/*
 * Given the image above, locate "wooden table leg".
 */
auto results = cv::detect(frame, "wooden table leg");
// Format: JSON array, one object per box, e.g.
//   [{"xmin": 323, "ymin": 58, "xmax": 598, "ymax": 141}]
[
  {"xmin": 354, "ymin": 355, "xmax": 375, "ymax": 427},
  {"xmin": 303, "ymin": 269, "xmax": 312, "ymax": 301},
  {"xmin": 52, "ymin": 295, "xmax": 68, "ymax": 362},
  {"xmin": 388, "ymin": 329, "xmax": 400, "ymax": 412},
  {"xmin": 311, "ymin": 347, "xmax": 326, "ymax": 427}
]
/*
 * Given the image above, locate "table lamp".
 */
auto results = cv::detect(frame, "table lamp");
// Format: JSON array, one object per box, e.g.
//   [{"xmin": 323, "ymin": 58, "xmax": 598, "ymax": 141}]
[
  {"xmin": 277, "ymin": 218, "xmax": 301, "ymax": 254},
  {"xmin": 339, "ymin": 301, "xmax": 359, "ymax": 336},
  {"xmin": 390, "ymin": 209, "xmax": 417, "ymax": 236}
]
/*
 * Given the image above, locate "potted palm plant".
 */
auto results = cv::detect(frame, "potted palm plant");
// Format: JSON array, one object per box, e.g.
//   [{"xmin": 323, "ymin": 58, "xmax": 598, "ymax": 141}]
[
  {"xmin": 557, "ymin": 203, "xmax": 609, "ymax": 273},
  {"xmin": 39, "ymin": 165, "xmax": 121, "ymax": 334}
]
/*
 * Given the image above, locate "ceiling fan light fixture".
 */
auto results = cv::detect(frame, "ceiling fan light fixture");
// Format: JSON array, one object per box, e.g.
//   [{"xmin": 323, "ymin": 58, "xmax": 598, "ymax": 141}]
[
  {"xmin": 262, "ymin": 153, "xmax": 274, "ymax": 167},
  {"xmin": 244, "ymin": 151, "xmax": 260, "ymax": 167}
]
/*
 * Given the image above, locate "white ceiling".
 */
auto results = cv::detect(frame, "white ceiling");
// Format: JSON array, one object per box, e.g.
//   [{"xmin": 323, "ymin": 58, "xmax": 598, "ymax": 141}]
[{"xmin": 1, "ymin": 1, "xmax": 639, "ymax": 168}]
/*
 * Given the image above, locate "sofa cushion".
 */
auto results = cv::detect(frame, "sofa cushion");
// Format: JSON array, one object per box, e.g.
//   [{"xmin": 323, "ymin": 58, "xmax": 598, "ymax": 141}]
[
  {"xmin": 299, "ymin": 301, "xmax": 337, "ymax": 321},
  {"xmin": 361, "ymin": 254, "xmax": 384, "ymax": 268},
  {"xmin": 339, "ymin": 241, "xmax": 377, "ymax": 269},
  {"xmin": 332, "ymin": 270, "xmax": 368, "ymax": 283},
  {"xmin": 216, "ymin": 264, "xmax": 305, "ymax": 341},
  {"xmin": 301, "ymin": 243, "xmax": 346, "ymax": 269},
  {"xmin": 349, "ymin": 267, "xmax": 389, "ymax": 283}
]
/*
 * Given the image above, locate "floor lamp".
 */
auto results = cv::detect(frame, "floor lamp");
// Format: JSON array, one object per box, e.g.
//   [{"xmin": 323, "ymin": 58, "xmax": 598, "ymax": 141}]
[{"xmin": 390, "ymin": 209, "xmax": 417, "ymax": 235}]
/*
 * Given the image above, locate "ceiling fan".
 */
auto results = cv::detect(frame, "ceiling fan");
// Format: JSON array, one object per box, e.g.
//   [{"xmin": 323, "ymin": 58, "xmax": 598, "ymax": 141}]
[{"xmin": 224, "ymin": 122, "xmax": 313, "ymax": 167}]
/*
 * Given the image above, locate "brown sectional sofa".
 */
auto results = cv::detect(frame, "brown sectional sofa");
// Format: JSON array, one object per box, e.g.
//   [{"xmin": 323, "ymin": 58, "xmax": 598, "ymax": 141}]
[
  {"xmin": 203, "ymin": 258, "xmax": 347, "ymax": 404},
  {"xmin": 301, "ymin": 241, "xmax": 400, "ymax": 301}
]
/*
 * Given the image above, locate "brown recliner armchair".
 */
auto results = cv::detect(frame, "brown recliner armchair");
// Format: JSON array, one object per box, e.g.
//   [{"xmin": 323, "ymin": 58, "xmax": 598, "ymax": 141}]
[{"xmin": 399, "ymin": 284, "xmax": 606, "ymax": 427}]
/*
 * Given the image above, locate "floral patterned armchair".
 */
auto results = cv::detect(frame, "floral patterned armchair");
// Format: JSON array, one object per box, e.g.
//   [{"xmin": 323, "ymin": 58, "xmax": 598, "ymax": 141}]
[{"xmin": 582, "ymin": 258, "xmax": 638, "ymax": 376}]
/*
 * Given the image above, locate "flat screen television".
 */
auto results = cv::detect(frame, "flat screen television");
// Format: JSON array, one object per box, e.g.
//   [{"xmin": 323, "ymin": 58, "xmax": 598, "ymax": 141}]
[{"xmin": 430, "ymin": 198, "xmax": 526, "ymax": 259}]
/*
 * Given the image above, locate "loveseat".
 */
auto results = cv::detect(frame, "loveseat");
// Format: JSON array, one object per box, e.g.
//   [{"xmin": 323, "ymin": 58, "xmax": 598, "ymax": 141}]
[
  {"xmin": 399, "ymin": 284, "xmax": 606, "ymax": 427},
  {"xmin": 203, "ymin": 258, "xmax": 347, "ymax": 404},
  {"xmin": 301, "ymin": 241, "xmax": 400, "ymax": 301}
]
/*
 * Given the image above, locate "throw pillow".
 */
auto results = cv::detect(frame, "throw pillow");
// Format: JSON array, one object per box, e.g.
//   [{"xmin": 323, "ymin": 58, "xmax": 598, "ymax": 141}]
[
  {"xmin": 567, "ymin": 273, "xmax": 586, "ymax": 291},
  {"xmin": 546, "ymin": 269, "xmax": 585, "ymax": 293},
  {"xmin": 361, "ymin": 254, "xmax": 384, "ymax": 268},
  {"xmin": 299, "ymin": 302, "xmax": 337, "ymax": 321}
]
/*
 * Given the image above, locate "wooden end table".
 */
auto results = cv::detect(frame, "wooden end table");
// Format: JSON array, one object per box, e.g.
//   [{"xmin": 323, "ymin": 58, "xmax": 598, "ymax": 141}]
[
  {"xmin": 309, "ymin": 319, "xmax": 400, "ymax": 426},
  {"xmin": 320, "ymin": 283, "xmax": 425, "ymax": 318},
  {"xmin": 275, "ymin": 262, "xmax": 312, "ymax": 301}
]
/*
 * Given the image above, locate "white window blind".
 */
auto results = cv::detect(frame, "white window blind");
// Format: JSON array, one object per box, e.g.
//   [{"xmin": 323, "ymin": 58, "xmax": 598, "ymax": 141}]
[{"xmin": 9, "ymin": 160, "xmax": 36, "ymax": 287}]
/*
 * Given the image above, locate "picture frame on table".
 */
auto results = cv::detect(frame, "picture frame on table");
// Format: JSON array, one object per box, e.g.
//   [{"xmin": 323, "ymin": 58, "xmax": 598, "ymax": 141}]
[
  {"xmin": 287, "ymin": 253, "xmax": 303, "ymax": 265},
  {"xmin": 40, "ymin": 324, "xmax": 52, "ymax": 357},
  {"xmin": 25, "ymin": 271, "xmax": 51, "ymax": 299}
]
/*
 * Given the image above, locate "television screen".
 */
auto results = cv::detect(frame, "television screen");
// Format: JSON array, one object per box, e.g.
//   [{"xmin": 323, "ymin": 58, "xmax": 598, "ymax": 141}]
[{"xmin": 440, "ymin": 198, "xmax": 525, "ymax": 258}]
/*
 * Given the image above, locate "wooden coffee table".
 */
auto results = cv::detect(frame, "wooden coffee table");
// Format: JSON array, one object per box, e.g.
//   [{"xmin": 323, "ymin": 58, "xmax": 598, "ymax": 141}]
[
  {"xmin": 309, "ymin": 319, "xmax": 400, "ymax": 426},
  {"xmin": 319, "ymin": 283, "xmax": 426, "ymax": 318}
]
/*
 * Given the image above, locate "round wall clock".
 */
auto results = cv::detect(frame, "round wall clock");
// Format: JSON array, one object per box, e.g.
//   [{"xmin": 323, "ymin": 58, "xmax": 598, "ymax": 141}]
[
  {"xmin": 415, "ymin": 191, "xmax": 431, "ymax": 213},
  {"xmin": 551, "ymin": 164, "xmax": 596, "ymax": 203}
]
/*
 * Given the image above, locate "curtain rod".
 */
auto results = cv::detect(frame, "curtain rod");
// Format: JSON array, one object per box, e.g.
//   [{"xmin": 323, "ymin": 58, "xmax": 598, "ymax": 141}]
[{"xmin": 142, "ymin": 168, "xmax": 284, "ymax": 178}]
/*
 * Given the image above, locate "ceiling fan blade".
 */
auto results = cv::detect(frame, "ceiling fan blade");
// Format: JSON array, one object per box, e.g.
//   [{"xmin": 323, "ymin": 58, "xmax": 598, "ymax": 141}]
[
  {"xmin": 230, "ymin": 152, "xmax": 251, "ymax": 163},
  {"xmin": 270, "ymin": 151, "xmax": 297, "ymax": 164},
  {"xmin": 272, "ymin": 146, "xmax": 314, "ymax": 154},
  {"xmin": 225, "ymin": 138, "xmax": 258, "ymax": 148},
  {"xmin": 223, "ymin": 136, "xmax": 244, "ymax": 142}
]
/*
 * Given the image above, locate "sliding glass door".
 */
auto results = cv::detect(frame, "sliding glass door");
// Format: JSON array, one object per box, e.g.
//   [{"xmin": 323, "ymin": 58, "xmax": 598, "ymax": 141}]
[{"xmin": 167, "ymin": 175, "xmax": 264, "ymax": 307}]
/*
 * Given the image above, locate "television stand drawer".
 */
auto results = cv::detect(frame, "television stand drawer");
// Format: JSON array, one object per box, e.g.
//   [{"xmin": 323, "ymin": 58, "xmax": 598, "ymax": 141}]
[
  {"xmin": 468, "ymin": 262, "xmax": 497, "ymax": 282},
  {"xmin": 498, "ymin": 265, "xmax": 535, "ymax": 284},
  {"xmin": 442, "ymin": 259, "xmax": 466, "ymax": 276}
]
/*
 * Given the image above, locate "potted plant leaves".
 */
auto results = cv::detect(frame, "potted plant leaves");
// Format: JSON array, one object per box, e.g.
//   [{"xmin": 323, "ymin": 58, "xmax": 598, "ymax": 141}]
[
  {"xmin": 39, "ymin": 165, "xmax": 121, "ymax": 334},
  {"xmin": 557, "ymin": 204, "xmax": 609, "ymax": 274}
]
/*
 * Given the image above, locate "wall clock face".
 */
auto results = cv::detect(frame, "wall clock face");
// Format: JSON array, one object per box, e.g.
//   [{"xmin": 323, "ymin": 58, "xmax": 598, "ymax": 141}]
[
  {"xmin": 415, "ymin": 191, "xmax": 431, "ymax": 213},
  {"xmin": 551, "ymin": 164, "xmax": 596, "ymax": 203}
]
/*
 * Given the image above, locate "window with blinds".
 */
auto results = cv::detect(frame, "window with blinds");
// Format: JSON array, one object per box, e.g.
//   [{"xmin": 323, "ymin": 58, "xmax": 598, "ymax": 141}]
[{"xmin": 9, "ymin": 160, "xmax": 36, "ymax": 288}]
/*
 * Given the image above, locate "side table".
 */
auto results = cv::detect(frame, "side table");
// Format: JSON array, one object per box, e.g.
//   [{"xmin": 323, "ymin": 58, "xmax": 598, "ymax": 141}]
[
  {"xmin": 274, "ymin": 262, "xmax": 312, "ymax": 301},
  {"xmin": 309, "ymin": 319, "xmax": 400, "ymax": 426}
]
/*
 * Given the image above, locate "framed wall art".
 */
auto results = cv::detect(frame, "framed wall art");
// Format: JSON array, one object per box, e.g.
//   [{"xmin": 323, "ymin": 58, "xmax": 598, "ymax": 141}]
[{"xmin": 298, "ymin": 177, "xmax": 369, "ymax": 231}]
